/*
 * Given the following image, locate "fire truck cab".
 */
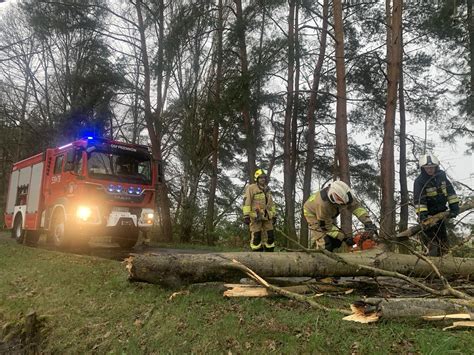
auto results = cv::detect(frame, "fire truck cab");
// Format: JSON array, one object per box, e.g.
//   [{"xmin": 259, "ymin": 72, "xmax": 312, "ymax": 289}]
[{"xmin": 4, "ymin": 137, "xmax": 156, "ymax": 248}]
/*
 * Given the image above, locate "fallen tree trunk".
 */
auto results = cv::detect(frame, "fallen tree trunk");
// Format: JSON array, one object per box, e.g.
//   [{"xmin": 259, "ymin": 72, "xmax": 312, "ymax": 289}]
[
  {"xmin": 343, "ymin": 297, "xmax": 474, "ymax": 323},
  {"xmin": 126, "ymin": 250, "xmax": 474, "ymax": 287}
]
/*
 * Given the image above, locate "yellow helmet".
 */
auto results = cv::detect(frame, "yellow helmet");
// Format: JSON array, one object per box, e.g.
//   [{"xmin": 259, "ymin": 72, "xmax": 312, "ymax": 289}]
[{"xmin": 254, "ymin": 169, "xmax": 267, "ymax": 181}]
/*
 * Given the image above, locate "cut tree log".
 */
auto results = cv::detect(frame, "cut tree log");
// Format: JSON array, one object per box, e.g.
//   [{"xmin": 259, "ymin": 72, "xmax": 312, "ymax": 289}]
[
  {"xmin": 223, "ymin": 282, "xmax": 352, "ymax": 297},
  {"xmin": 125, "ymin": 250, "xmax": 474, "ymax": 287},
  {"xmin": 343, "ymin": 297, "xmax": 474, "ymax": 323}
]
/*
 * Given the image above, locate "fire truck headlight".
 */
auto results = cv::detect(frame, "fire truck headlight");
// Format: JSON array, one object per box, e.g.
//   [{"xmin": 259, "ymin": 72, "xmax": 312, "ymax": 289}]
[
  {"xmin": 108, "ymin": 184, "xmax": 115, "ymax": 192},
  {"xmin": 77, "ymin": 206, "xmax": 92, "ymax": 221},
  {"xmin": 141, "ymin": 210, "xmax": 154, "ymax": 225}
]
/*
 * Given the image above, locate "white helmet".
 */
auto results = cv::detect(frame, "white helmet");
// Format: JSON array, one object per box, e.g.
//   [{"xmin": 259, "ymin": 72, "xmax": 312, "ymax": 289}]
[
  {"xmin": 419, "ymin": 154, "xmax": 439, "ymax": 168},
  {"xmin": 328, "ymin": 181, "xmax": 352, "ymax": 205}
]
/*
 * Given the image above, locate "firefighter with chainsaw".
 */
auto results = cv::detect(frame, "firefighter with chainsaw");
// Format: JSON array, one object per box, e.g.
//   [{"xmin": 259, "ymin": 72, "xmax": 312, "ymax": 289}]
[
  {"xmin": 303, "ymin": 181, "xmax": 377, "ymax": 252},
  {"xmin": 414, "ymin": 154, "xmax": 460, "ymax": 256},
  {"xmin": 242, "ymin": 169, "xmax": 277, "ymax": 252}
]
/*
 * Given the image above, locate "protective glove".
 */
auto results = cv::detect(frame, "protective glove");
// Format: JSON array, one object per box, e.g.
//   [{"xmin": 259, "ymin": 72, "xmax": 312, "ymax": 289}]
[
  {"xmin": 243, "ymin": 216, "xmax": 251, "ymax": 225},
  {"xmin": 364, "ymin": 222, "xmax": 377, "ymax": 237},
  {"xmin": 419, "ymin": 212, "xmax": 429, "ymax": 223},
  {"xmin": 272, "ymin": 216, "xmax": 277, "ymax": 225},
  {"xmin": 449, "ymin": 204, "xmax": 459, "ymax": 218},
  {"xmin": 343, "ymin": 237, "xmax": 354, "ymax": 247}
]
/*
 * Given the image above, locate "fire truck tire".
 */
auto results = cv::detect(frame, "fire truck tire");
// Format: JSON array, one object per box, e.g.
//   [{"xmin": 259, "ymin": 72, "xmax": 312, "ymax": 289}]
[
  {"xmin": 25, "ymin": 231, "xmax": 41, "ymax": 246},
  {"xmin": 12, "ymin": 216, "xmax": 25, "ymax": 244},
  {"xmin": 113, "ymin": 228, "xmax": 139, "ymax": 249},
  {"xmin": 49, "ymin": 212, "xmax": 70, "ymax": 248}
]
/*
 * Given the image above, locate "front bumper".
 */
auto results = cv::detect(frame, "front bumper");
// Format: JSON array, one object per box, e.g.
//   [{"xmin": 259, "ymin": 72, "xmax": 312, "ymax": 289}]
[{"xmin": 73, "ymin": 206, "xmax": 154, "ymax": 229}]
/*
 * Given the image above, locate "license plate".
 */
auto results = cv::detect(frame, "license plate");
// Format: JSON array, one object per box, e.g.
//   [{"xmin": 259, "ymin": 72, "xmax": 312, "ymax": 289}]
[{"xmin": 121, "ymin": 220, "xmax": 133, "ymax": 226}]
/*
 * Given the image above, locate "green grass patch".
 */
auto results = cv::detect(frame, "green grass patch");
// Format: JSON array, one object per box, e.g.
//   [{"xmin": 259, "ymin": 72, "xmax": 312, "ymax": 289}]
[{"xmin": 0, "ymin": 233, "xmax": 472, "ymax": 353}]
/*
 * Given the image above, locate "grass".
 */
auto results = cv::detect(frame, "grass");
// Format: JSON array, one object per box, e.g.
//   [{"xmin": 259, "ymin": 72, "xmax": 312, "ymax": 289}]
[{"xmin": 0, "ymin": 232, "xmax": 473, "ymax": 353}]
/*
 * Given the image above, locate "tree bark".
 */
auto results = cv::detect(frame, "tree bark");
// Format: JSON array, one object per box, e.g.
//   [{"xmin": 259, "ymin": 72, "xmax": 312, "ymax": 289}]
[
  {"xmin": 380, "ymin": 0, "xmax": 402, "ymax": 242},
  {"xmin": 205, "ymin": 0, "xmax": 224, "ymax": 245},
  {"xmin": 301, "ymin": 0, "xmax": 329, "ymax": 247},
  {"xmin": 283, "ymin": 0, "xmax": 297, "ymax": 246},
  {"xmin": 347, "ymin": 298, "xmax": 473, "ymax": 321},
  {"xmin": 333, "ymin": 0, "xmax": 351, "ymax": 235},
  {"xmin": 135, "ymin": 0, "xmax": 173, "ymax": 242},
  {"xmin": 468, "ymin": 0, "xmax": 473, "ymax": 115},
  {"xmin": 234, "ymin": 0, "xmax": 256, "ymax": 182},
  {"xmin": 291, "ymin": 1, "xmax": 300, "ymax": 243},
  {"xmin": 398, "ymin": 25, "xmax": 408, "ymax": 253},
  {"xmin": 126, "ymin": 251, "xmax": 474, "ymax": 287}
]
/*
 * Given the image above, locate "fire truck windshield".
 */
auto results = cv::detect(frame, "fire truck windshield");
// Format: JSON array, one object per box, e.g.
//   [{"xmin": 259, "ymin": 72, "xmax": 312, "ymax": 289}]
[{"xmin": 87, "ymin": 150, "xmax": 152, "ymax": 184}]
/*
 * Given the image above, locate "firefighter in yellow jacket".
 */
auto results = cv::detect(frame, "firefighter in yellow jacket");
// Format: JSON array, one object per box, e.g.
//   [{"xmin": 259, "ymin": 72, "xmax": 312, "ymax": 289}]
[
  {"xmin": 303, "ymin": 181, "xmax": 376, "ymax": 251},
  {"xmin": 242, "ymin": 169, "xmax": 276, "ymax": 252}
]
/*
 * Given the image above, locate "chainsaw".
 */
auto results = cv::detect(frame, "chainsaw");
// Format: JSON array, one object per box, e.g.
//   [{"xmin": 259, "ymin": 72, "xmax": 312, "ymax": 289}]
[{"xmin": 350, "ymin": 231, "xmax": 378, "ymax": 252}]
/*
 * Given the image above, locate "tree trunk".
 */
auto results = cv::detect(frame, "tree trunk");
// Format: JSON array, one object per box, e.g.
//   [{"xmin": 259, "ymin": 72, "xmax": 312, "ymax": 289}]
[
  {"xmin": 126, "ymin": 251, "xmax": 474, "ymax": 287},
  {"xmin": 234, "ymin": 0, "xmax": 256, "ymax": 182},
  {"xmin": 179, "ymin": 173, "xmax": 200, "ymax": 243},
  {"xmin": 283, "ymin": 0, "xmax": 297, "ymax": 246},
  {"xmin": 301, "ymin": 0, "xmax": 329, "ymax": 247},
  {"xmin": 205, "ymin": 1, "xmax": 226, "ymax": 245},
  {"xmin": 398, "ymin": 24, "xmax": 408, "ymax": 245},
  {"xmin": 291, "ymin": 1, "xmax": 300, "ymax": 240},
  {"xmin": 468, "ymin": 0, "xmax": 473, "ymax": 115},
  {"xmin": 333, "ymin": 0, "xmax": 351, "ymax": 235},
  {"xmin": 380, "ymin": 0, "xmax": 402, "ymax": 242},
  {"xmin": 135, "ymin": 0, "xmax": 173, "ymax": 242}
]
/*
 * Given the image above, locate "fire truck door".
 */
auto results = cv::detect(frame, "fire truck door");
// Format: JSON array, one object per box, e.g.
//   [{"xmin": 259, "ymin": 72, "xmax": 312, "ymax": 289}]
[
  {"xmin": 62, "ymin": 149, "xmax": 79, "ymax": 194},
  {"xmin": 49, "ymin": 153, "xmax": 65, "ymax": 202}
]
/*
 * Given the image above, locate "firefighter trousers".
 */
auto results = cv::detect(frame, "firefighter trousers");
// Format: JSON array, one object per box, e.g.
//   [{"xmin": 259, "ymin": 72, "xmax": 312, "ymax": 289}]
[
  {"xmin": 249, "ymin": 219, "xmax": 275, "ymax": 251},
  {"xmin": 421, "ymin": 220, "xmax": 448, "ymax": 257},
  {"xmin": 309, "ymin": 229, "xmax": 342, "ymax": 252}
]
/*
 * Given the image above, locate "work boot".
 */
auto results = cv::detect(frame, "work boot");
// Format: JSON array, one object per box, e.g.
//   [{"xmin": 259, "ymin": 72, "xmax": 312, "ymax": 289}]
[
  {"xmin": 264, "ymin": 230, "xmax": 275, "ymax": 252},
  {"xmin": 250, "ymin": 231, "xmax": 263, "ymax": 251}
]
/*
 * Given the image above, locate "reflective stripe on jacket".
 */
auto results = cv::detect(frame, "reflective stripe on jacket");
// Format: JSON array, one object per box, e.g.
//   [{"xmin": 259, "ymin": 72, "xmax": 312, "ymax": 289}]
[
  {"xmin": 303, "ymin": 188, "xmax": 371, "ymax": 240},
  {"xmin": 242, "ymin": 183, "xmax": 276, "ymax": 220},
  {"xmin": 413, "ymin": 169, "xmax": 459, "ymax": 215}
]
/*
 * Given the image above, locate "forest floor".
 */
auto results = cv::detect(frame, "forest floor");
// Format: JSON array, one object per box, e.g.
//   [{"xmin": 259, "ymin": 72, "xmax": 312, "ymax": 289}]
[{"xmin": 0, "ymin": 232, "xmax": 473, "ymax": 354}]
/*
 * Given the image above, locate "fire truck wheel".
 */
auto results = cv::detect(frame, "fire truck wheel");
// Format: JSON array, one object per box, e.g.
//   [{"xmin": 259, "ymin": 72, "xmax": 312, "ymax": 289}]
[
  {"xmin": 50, "ymin": 212, "xmax": 70, "ymax": 248},
  {"xmin": 113, "ymin": 228, "xmax": 139, "ymax": 249},
  {"xmin": 25, "ymin": 231, "xmax": 41, "ymax": 246},
  {"xmin": 12, "ymin": 216, "xmax": 25, "ymax": 244}
]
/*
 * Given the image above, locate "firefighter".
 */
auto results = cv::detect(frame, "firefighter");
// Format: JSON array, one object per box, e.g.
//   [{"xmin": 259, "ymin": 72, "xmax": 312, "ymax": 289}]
[
  {"xmin": 242, "ymin": 169, "xmax": 277, "ymax": 252},
  {"xmin": 414, "ymin": 154, "xmax": 460, "ymax": 256},
  {"xmin": 303, "ymin": 180, "xmax": 376, "ymax": 251}
]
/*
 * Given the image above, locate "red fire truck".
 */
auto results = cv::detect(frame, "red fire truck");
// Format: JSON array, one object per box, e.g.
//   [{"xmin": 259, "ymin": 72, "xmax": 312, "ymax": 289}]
[{"xmin": 4, "ymin": 137, "xmax": 156, "ymax": 248}]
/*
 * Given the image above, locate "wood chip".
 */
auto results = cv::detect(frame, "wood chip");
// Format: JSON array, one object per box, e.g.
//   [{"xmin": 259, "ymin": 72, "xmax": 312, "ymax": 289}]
[
  {"xmin": 168, "ymin": 290, "xmax": 189, "ymax": 301},
  {"xmin": 342, "ymin": 304, "xmax": 379, "ymax": 323}
]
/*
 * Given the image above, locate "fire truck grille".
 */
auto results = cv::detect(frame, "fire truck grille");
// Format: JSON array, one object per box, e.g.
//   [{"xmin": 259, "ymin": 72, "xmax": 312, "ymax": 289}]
[{"xmin": 107, "ymin": 194, "xmax": 145, "ymax": 203}]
